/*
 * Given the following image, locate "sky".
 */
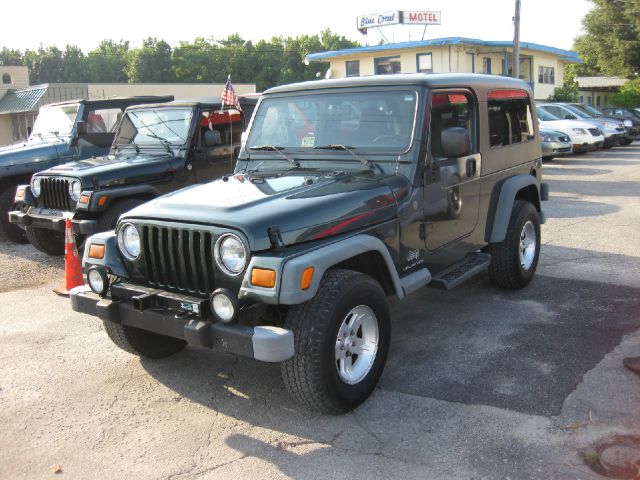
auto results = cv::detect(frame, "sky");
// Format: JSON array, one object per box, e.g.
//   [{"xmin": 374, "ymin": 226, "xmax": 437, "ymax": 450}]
[{"xmin": 0, "ymin": 0, "xmax": 593, "ymax": 53}]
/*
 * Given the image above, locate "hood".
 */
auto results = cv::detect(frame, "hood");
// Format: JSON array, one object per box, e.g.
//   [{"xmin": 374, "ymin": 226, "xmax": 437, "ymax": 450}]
[
  {"xmin": 123, "ymin": 171, "xmax": 407, "ymax": 251},
  {"xmin": 35, "ymin": 151, "xmax": 179, "ymax": 189},
  {"xmin": 539, "ymin": 119, "xmax": 602, "ymax": 135},
  {"xmin": 0, "ymin": 138, "xmax": 66, "ymax": 168}
]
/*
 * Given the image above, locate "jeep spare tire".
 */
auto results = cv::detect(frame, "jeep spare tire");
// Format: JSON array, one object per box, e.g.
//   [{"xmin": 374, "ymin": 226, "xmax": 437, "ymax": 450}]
[{"xmin": 281, "ymin": 269, "xmax": 390, "ymax": 414}]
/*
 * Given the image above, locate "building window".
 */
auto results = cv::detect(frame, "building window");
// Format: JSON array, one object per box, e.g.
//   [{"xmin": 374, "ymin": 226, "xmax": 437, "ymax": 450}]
[
  {"xmin": 604, "ymin": 95, "xmax": 608, "ymax": 105},
  {"xmin": 587, "ymin": 96, "xmax": 592, "ymax": 105},
  {"xmin": 537, "ymin": 66, "xmax": 555, "ymax": 84},
  {"xmin": 346, "ymin": 60, "xmax": 360, "ymax": 77},
  {"xmin": 374, "ymin": 56, "xmax": 401, "ymax": 75},
  {"xmin": 596, "ymin": 96, "xmax": 601, "ymax": 106},
  {"xmin": 580, "ymin": 95, "xmax": 584, "ymax": 103},
  {"xmin": 416, "ymin": 53, "xmax": 433, "ymax": 73},
  {"xmin": 2, "ymin": 73, "xmax": 11, "ymax": 84},
  {"xmin": 487, "ymin": 91, "xmax": 533, "ymax": 148},
  {"xmin": 483, "ymin": 58, "xmax": 492, "ymax": 74}
]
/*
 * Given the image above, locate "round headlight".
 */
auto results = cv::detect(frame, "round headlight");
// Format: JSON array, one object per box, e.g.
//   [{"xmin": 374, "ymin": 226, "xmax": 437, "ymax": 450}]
[
  {"xmin": 69, "ymin": 180, "xmax": 82, "ymax": 201},
  {"xmin": 543, "ymin": 136, "xmax": 553, "ymax": 142},
  {"xmin": 87, "ymin": 266, "xmax": 109, "ymax": 296},
  {"xmin": 32, "ymin": 177, "xmax": 41, "ymax": 197},
  {"xmin": 118, "ymin": 223, "xmax": 141, "ymax": 259},
  {"xmin": 215, "ymin": 233, "xmax": 246, "ymax": 275}
]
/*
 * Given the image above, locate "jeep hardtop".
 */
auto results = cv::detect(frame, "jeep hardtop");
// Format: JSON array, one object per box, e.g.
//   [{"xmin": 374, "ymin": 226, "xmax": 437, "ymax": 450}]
[
  {"xmin": 10, "ymin": 95, "xmax": 258, "ymax": 255},
  {"xmin": 71, "ymin": 74, "xmax": 549, "ymax": 413}
]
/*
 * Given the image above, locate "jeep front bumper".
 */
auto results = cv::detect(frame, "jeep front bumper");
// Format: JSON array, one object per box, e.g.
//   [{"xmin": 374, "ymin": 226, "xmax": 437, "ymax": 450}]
[
  {"xmin": 9, "ymin": 210, "xmax": 98, "ymax": 235},
  {"xmin": 70, "ymin": 286, "xmax": 294, "ymax": 363}
]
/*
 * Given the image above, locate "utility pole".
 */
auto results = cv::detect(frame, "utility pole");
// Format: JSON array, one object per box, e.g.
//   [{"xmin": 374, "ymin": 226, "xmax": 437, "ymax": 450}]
[{"xmin": 513, "ymin": 0, "xmax": 521, "ymax": 79}]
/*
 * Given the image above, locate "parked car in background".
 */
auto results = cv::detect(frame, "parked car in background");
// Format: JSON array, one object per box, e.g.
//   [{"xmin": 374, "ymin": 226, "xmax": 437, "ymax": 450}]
[
  {"xmin": 0, "ymin": 96, "xmax": 173, "ymax": 243},
  {"xmin": 567, "ymin": 103, "xmax": 638, "ymax": 144},
  {"xmin": 537, "ymin": 107, "xmax": 604, "ymax": 153},
  {"xmin": 600, "ymin": 106, "xmax": 640, "ymax": 142},
  {"xmin": 537, "ymin": 103, "xmax": 628, "ymax": 148},
  {"xmin": 539, "ymin": 128, "xmax": 572, "ymax": 160},
  {"xmin": 10, "ymin": 95, "xmax": 258, "ymax": 255}
]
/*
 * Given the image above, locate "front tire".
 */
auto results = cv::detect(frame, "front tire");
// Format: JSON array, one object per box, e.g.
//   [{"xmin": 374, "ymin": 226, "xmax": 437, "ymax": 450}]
[
  {"xmin": 0, "ymin": 186, "xmax": 28, "ymax": 243},
  {"xmin": 25, "ymin": 226, "xmax": 64, "ymax": 255},
  {"xmin": 103, "ymin": 321, "xmax": 186, "ymax": 359},
  {"xmin": 281, "ymin": 269, "xmax": 390, "ymax": 414},
  {"xmin": 98, "ymin": 198, "xmax": 146, "ymax": 231},
  {"xmin": 487, "ymin": 200, "xmax": 540, "ymax": 289}
]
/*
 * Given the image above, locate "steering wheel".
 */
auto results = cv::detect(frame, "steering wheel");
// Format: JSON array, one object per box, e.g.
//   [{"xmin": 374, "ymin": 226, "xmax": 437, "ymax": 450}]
[{"xmin": 372, "ymin": 134, "xmax": 403, "ymax": 145}]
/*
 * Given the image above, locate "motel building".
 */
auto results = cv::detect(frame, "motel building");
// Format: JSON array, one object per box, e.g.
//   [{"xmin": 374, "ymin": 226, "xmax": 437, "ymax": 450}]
[{"xmin": 305, "ymin": 37, "xmax": 581, "ymax": 101}]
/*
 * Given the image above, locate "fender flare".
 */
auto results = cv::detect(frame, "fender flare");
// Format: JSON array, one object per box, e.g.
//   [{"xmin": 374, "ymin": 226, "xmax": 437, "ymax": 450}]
[
  {"xmin": 88, "ymin": 185, "xmax": 162, "ymax": 211},
  {"xmin": 239, "ymin": 234, "xmax": 431, "ymax": 306},
  {"xmin": 487, "ymin": 174, "xmax": 540, "ymax": 243}
]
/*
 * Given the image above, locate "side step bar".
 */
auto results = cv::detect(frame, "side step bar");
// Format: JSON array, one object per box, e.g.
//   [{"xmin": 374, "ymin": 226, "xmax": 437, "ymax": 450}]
[{"xmin": 428, "ymin": 252, "xmax": 491, "ymax": 290}]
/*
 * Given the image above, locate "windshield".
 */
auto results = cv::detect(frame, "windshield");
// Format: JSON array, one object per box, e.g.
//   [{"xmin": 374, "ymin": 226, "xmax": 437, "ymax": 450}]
[
  {"xmin": 31, "ymin": 104, "xmax": 80, "ymax": 138},
  {"xmin": 114, "ymin": 107, "xmax": 194, "ymax": 148},
  {"xmin": 537, "ymin": 108, "xmax": 561, "ymax": 121},
  {"xmin": 247, "ymin": 90, "xmax": 417, "ymax": 152},
  {"xmin": 563, "ymin": 105, "xmax": 591, "ymax": 119},
  {"xmin": 570, "ymin": 104, "xmax": 600, "ymax": 117}
]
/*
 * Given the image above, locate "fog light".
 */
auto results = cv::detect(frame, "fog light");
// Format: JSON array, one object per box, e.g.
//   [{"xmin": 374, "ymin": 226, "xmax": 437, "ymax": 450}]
[
  {"xmin": 87, "ymin": 266, "xmax": 109, "ymax": 296},
  {"xmin": 210, "ymin": 288, "xmax": 238, "ymax": 323}
]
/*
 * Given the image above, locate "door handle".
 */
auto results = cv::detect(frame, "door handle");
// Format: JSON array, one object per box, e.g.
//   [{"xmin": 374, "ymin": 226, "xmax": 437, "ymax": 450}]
[{"xmin": 466, "ymin": 158, "xmax": 477, "ymax": 177}]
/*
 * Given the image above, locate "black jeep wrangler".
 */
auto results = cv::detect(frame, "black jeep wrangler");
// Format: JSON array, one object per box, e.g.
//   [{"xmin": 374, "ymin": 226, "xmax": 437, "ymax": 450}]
[
  {"xmin": 71, "ymin": 74, "xmax": 548, "ymax": 414},
  {"xmin": 10, "ymin": 95, "xmax": 258, "ymax": 255},
  {"xmin": 0, "ymin": 96, "xmax": 172, "ymax": 243}
]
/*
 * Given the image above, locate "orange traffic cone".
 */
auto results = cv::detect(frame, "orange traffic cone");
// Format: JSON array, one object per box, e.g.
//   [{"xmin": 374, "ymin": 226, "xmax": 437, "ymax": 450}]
[{"xmin": 53, "ymin": 218, "xmax": 84, "ymax": 297}]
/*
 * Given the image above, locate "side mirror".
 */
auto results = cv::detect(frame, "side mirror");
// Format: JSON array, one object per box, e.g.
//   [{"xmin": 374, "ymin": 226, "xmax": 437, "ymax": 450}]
[
  {"xmin": 441, "ymin": 127, "xmax": 471, "ymax": 158},
  {"xmin": 76, "ymin": 121, "xmax": 87, "ymax": 136},
  {"xmin": 564, "ymin": 114, "xmax": 576, "ymax": 120},
  {"xmin": 203, "ymin": 129, "xmax": 222, "ymax": 147}
]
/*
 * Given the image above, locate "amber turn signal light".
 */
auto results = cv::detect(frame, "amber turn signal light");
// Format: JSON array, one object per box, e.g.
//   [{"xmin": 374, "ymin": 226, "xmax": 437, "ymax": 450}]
[
  {"xmin": 251, "ymin": 268, "xmax": 276, "ymax": 288},
  {"xmin": 88, "ymin": 243, "xmax": 106, "ymax": 260},
  {"xmin": 301, "ymin": 267, "xmax": 314, "ymax": 290},
  {"xmin": 79, "ymin": 194, "xmax": 90, "ymax": 204},
  {"xmin": 98, "ymin": 196, "xmax": 108, "ymax": 207}
]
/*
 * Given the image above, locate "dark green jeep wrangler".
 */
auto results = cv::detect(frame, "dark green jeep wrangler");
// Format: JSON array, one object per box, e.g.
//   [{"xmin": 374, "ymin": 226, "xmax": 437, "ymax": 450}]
[
  {"xmin": 71, "ymin": 74, "xmax": 548, "ymax": 414},
  {"xmin": 10, "ymin": 95, "xmax": 257, "ymax": 255}
]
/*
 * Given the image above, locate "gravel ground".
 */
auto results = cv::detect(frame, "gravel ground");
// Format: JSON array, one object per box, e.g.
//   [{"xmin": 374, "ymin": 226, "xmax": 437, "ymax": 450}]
[{"xmin": 0, "ymin": 239, "xmax": 64, "ymax": 293}]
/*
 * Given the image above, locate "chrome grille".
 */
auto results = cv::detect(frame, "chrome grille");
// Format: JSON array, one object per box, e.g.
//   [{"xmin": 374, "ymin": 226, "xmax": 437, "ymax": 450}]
[
  {"xmin": 141, "ymin": 225, "xmax": 215, "ymax": 296},
  {"xmin": 588, "ymin": 128, "xmax": 601, "ymax": 136},
  {"xmin": 39, "ymin": 178, "xmax": 73, "ymax": 211}
]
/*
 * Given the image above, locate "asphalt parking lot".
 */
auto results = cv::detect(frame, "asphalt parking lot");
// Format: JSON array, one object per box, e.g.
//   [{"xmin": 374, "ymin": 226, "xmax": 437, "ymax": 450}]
[{"xmin": 1, "ymin": 144, "xmax": 639, "ymax": 479}]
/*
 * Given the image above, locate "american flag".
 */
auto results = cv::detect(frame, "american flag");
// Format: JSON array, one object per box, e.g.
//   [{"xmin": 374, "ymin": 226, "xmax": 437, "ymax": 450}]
[{"xmin": 221, "ymin": 75, "xmax": 242, "ymax": 111}]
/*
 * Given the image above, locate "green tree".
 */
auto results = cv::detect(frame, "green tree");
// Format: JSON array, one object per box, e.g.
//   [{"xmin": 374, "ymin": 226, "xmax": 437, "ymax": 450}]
[
  {"xmin": 0, "ymin": 48, "xmax": 24, "ymax": 66},
  {"xmin": 61, "ymin": 45, "xmax": 88, "ymax": 82},
  {"xmin": 547, "ymin": 84, "xmax": 580, "ymax": 102},
  {"xmin": 24, "ymin": 46, "xmax": 64, "ymax": 83},
  {"xmin": 574, "ymin": 0, "xmax": 640, "ymax": 77},
  {"xmin": 86, "ymin": 40, "xmax": 130, "ymax": 82},
  {"xmin": 609, "ymin": 78, "xmax": 640, "ymax": 106},
  {"xmin": 127, "ymin": 38, "xmax": 174, "ymax": 83}
]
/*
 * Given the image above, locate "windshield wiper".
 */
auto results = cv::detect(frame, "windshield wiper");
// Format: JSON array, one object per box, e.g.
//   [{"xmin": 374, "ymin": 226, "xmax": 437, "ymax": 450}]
[
  {"xmin": 249, "ymin": 145, "xmax": 300, "ymax": 167},
  {"xmin": 116, "ymin": 137, "xmax": 140, "ymax": 153},
  {"xmin": 314, "ymin": 144, "xmax": 377, "ymax": 171}
]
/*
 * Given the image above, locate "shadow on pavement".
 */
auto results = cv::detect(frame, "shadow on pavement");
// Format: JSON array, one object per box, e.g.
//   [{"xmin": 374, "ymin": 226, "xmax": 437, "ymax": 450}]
[
  {"xmin": 544, "ymin": 196, "xmax": 619, "ymax": 218},
  {"xmin": 139, "ymin": 249, "xmax": 640, "ymax": 421},
  {"xmin": 542, "ymin": 166, "xmax": 612, "ymax": 176},
  {"xmin": 546, "ymin": 178, "xmax": 640, "ymax": 197}
]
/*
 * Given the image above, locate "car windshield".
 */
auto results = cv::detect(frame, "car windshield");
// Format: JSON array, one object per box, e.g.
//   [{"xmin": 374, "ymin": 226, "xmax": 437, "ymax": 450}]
[
  {"xmin": 246, "ymin": 90, "xmax": 417, "ymax": 153},
  {"xmin": 570, "ymin": 104, "xmax": 600, "ymax": 117},
  {"xmin": 537, "ymin": 108, "xmax": 561, "ymax": 121},
  {"xmin": 114, "ymin": 107, "xmax": 193, "ymax": 148},
  {"xmin": 31, "ymin": 104, "xmax": 80, "ymax": 138}
]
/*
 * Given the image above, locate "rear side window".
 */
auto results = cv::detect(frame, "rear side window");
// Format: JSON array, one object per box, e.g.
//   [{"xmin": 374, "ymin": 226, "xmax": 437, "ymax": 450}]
[{"xmin": 487, "ymin": 90, "xmax": 534, "ymax": 148}]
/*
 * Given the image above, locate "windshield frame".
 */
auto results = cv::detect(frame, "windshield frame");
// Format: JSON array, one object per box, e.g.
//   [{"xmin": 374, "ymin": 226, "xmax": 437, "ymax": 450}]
[
  {"xmin": 245, "ymin": 88, "xmax": 420, "ymax": 158},
  {"xmin": 113, "ymin": 105, "xmax": 196, "ymax": 151},
  {"xmin": 30, "ymin": 103, "xmax": 81, "ymax": 139}
]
